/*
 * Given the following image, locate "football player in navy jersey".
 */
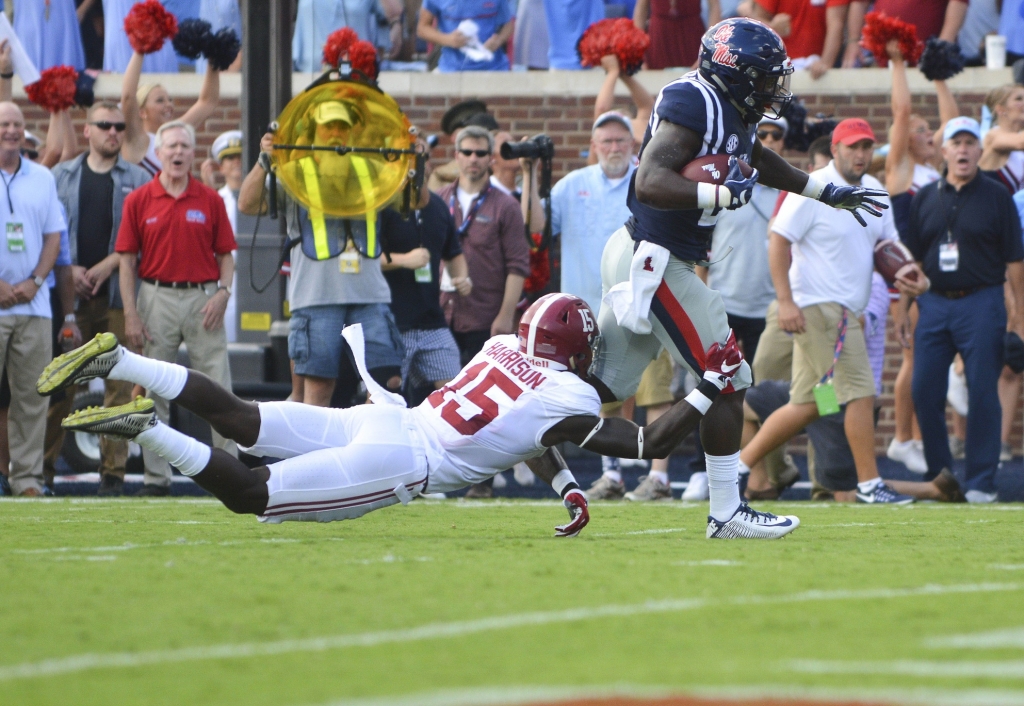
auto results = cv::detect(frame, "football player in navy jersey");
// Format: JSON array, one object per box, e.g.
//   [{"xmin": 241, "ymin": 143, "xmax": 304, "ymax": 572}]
[{"xmin": 587, "ymin": 18, "xmax": 889, "ymax": 539}]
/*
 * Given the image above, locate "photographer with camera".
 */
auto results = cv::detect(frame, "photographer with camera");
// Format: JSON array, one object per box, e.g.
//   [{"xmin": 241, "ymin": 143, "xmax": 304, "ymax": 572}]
[{"xmin": 440, "ymin": 125, "xmax": 531, "ymax": 498}]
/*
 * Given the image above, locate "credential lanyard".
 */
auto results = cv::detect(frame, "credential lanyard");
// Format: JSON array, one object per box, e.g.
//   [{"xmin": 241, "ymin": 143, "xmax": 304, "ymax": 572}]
[
  {"xmin": 448, "ymin": 183, "xmax": 489, "ymax": 238},
  {"xmin": 819, "ymin": 308, "xmax": 848, "ymax": 384}
]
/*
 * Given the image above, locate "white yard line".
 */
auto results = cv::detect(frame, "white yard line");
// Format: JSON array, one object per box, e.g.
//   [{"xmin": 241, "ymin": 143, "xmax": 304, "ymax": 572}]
[
  {"xmin": 926, "ymin": 627, "xmax": 1024, "ymax": 650},
  {"xmin": 300, "ymin": 683, "xmax": 1024, "ymax": 706},
  {"xmin": 788, "ymin": 659, "xmax": 1024, "ymax": 679},
  {"xmin": 0, "ymin": 582, "xmax": 1018, "ymax": 682}
]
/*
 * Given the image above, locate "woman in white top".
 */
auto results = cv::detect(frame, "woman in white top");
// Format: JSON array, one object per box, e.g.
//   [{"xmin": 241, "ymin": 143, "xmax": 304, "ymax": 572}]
[
  {"xmin": 120, "ymin": 50, "xmax": 222, "ymax": 177},
  {"xmin": 979, "ymin": 84, "xmax": 1024, "ymax": 193},
  {"xmin": 884, "ymin": 41, "xmax": 957, "ymax": 474}
]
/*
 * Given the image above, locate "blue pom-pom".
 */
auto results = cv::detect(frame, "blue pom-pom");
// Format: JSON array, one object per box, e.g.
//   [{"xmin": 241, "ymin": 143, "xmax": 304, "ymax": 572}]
[
  {"xmin": 919, "ymin": 38, "xmax": 966, "ymax": 81},
  {"xmin": 173, "ymin": 18, "xmax": 213, "ymax": 60}
]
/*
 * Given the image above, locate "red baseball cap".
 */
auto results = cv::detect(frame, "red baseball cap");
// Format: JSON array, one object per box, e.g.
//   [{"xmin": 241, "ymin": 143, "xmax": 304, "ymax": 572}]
[{"xmin": 831, "ymin": 118, "xmax": 876, "ymax": 146}]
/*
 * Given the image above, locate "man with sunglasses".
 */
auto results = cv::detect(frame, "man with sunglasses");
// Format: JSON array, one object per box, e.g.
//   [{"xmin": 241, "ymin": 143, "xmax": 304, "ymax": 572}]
[{"xmin": 51, "ymin": 100, "xmax": 151, "ymax": 496}]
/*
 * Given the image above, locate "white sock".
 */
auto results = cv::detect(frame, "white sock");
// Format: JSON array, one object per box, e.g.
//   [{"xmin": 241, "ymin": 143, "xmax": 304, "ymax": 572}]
[
  {"xmin": 649, "ymin": 469, "xmax": 669, "ymax": 486},
  {"xmin": 602, "ymin": 470, "xmax": 623, "ymax": 483},
  {"xmin": 706, "ymin": 452, "xmax": 742, "ymax": 522},
  {"xmin": 602, "ymin": 456, "xmax": 620, "ymax": 473},
  {"xmin": 737, "ymin": 458, "xmax": 750, "ymax": 476},
  {"xmin": 108, "ymin": 349, "xmax": 188, "ymax": 401},
  {"xmin": 858, "ymin": 477, "xmax": 882, "ymax": 493},
  {"xmin": 135, "ymin": 422, "xmax": 212, "ymax": 477}
]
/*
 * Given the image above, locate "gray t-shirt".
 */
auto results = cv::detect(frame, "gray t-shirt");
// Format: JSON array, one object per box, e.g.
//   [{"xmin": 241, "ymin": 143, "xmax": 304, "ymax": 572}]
[
  {"xmin": 706, "ymin": 184, "xmax": 778, "ymax": 319},
  {"xmin": 285, "ymin": 198, "xmax": 391, "ymax": 311}
]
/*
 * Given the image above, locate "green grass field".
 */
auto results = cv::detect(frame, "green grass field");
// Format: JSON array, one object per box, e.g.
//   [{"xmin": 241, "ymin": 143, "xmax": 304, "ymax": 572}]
[{"xmin": 2, "ymin": 498, "xmax": 1024, "ymax": 706}]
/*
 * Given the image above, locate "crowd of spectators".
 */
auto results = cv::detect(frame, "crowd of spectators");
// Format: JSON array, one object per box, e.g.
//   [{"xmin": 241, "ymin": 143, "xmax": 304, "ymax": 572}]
[
  {"xmin": 4, "ymin": 1, "xmax": 1024, "ymax": 505},
  {"xmin": 8, "ymin": 1, "xmax": 1024, "ymax": 77}
]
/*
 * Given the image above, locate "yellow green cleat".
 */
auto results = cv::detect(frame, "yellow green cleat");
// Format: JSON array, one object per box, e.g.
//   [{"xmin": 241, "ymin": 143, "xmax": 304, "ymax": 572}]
[
  {"xmin": 61, "ymin": 396, "xmax": 156, "ymax": 440},
  {"xmin": 36, "ymin": 332, "xmax": 122, "ymax": 396}
]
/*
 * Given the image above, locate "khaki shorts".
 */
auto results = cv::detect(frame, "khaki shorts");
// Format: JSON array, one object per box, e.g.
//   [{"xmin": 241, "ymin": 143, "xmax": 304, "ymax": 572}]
[
  {"xmin": 592, "ymin": 227, "xmax": 752, "ymax": 402},
  {"xmin": 790, "ymin": 302, "xmax": 875, "ymax": 406},
  {"xmin": 752, "ymin": 299, "xmax": 794, "ymax": 383}
]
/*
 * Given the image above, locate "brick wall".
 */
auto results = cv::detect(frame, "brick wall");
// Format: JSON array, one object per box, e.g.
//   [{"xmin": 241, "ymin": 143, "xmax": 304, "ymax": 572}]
[{"xmin": 16, "ymin": 80, "xmax": 1016, "ymax": 456}]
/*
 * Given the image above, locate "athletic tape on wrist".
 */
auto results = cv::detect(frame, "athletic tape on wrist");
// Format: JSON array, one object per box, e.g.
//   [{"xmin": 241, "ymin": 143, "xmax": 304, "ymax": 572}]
[
  {"xmin": 637, "ymin": 427, "xmax": 644, "ymax": 460},
  {"xmin": 684, "ymin": 388, "xmax": 714, "ymax": 415},
  {"xmin": 697, "ymin": 182, "xmax": 729, "ymax": 211},
  {"xmin": 802, "ymin": 177, "xmax": 827, "ymax": 200},
  {"xmin": 551, "ymin": 469, "xmax": 577, "ymax": 497}
]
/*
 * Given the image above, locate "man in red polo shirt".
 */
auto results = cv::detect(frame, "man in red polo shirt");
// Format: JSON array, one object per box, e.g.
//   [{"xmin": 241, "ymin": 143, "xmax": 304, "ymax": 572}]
[{"xmin": 116, "ymin": 120, "xmax": 237, "ymax": 496}]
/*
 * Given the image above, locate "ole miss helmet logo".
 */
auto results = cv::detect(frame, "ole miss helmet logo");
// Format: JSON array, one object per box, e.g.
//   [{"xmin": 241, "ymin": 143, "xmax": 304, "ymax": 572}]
[{"xmin": 711, "ymin": 23, "xmax": 737, "ymax": 67}]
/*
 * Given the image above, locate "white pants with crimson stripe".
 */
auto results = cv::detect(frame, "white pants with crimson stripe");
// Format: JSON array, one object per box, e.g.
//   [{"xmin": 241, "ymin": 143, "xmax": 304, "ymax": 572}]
[
  {"xmin": 591, "ymin": 227, "xmax": 753, "ymax": 402},
  {"xmin": 239, "ymin": 402, "xmax": 430, "ymax": 524}
]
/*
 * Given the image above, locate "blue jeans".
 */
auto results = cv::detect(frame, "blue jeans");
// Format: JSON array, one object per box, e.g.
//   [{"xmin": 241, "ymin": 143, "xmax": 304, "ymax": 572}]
[
  {"xmin": 912, "ymin": 286, "xmax": 1005, "ymax": 493},
  {"xmin": 289, "ymin": 304, "xmax": 404, "ymax": 380}
]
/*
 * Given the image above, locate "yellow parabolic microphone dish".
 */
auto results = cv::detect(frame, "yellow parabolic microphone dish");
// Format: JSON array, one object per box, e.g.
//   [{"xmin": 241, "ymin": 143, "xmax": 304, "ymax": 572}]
[{"xmin": 272, "ymin": 78, "xmax": 412, "ymax": 218}]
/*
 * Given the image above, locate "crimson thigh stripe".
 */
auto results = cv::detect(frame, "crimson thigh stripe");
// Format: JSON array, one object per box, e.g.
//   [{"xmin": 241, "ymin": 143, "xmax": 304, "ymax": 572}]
[
  {"xmin": 650, "ymin": 281, "xmax": 707, "ymax": 374},
  {"xmin": 265, "ymin": 477, "xmax": 428, "ymax": 513},
  {"xmin": 262, "ymin": 494, "xmax": 397, "ymax": 518}
]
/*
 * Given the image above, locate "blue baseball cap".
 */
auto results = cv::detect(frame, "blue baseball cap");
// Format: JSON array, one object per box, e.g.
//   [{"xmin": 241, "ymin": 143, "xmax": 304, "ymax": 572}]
[{"xmin": 943, "ymin": 116, "xmax": 981, "ymax": 143}]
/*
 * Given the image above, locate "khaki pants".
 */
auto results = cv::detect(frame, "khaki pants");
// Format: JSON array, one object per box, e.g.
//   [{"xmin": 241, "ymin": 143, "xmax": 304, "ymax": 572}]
[
  {"xmin": 138, "ymin": 283, "xmax": 235, "ymax": 487},
  {"xmin": 0, "ymin": 315, "xmax": 52, "ymax": 495},
  {"xmin": 791, "ymin": 302, "xmax": 875, "ymax": 406},
  {"xmin": 44, "ymin": 298, "xmax": 132, "ymax": 478}
]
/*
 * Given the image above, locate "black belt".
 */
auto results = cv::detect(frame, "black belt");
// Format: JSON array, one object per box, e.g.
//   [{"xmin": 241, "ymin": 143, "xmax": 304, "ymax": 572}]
[
  {"xmin": 934, "ymin": 286, "xmax": 982, "ymax": 300},
  {"xmin": 141, "ymin": 279, "xmax": 216, "ymax": 290}
]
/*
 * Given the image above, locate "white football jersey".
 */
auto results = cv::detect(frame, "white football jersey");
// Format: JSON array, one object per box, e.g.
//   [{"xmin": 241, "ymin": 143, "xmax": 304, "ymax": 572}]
[{"xmin": 412, "ymin": 335, "xmax": 602, "ymax": 492}]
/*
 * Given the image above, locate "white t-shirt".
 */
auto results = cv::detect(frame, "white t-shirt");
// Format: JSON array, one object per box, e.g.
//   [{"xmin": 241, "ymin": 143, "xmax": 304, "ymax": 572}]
[
  {"xmin": 456, "ymin": 186, "xmax": 478, "ymax": 219},
  {"xmin": 0, "ymin": 160, "xmax": 67, "ymax": 319},
  {"xmin": 413, "ymin": 335, "xmax": 602, "ymax": 492},
  {"xmin": 772, "ymin": 161, "xmax": 897, "ymax": 314}
]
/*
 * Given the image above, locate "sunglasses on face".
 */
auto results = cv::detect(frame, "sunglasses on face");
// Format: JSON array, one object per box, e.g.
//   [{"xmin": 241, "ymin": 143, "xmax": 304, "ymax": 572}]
[
  {"xmin": 20, "ymin": 148, "xmax": 37, "ymax": 160},
  {"xmin": 757, "ymin": 129, "xmax": 784, "ymax": 141},
  {"xmin": 458, "ymin": 149, "xmax": 490, "ymax": 158},
  {"xmin": 89, "ymin": 121, "xmax": 127, "ymax": 132}
]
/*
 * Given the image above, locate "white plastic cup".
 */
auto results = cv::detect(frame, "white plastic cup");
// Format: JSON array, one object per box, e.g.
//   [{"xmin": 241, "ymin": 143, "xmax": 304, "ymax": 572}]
[{"xmin": 987, "ymin": 35, "xmax": 1007, "ymax": 70}]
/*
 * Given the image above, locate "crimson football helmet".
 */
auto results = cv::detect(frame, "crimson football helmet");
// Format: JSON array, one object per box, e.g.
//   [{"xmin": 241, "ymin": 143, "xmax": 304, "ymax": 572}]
[{"xmin": 518, "ymin": 293, "xmax": 599, "ymax": 378}]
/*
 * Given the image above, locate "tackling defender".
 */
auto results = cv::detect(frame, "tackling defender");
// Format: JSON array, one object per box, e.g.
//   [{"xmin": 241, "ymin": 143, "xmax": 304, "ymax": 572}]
[
  {"xmin": 39, "ymin": 293, "xmax": 780, "ymax": 537},
  {"xmin": 585, "ymin": 18, "xmax": 888, "ymax": 538}
]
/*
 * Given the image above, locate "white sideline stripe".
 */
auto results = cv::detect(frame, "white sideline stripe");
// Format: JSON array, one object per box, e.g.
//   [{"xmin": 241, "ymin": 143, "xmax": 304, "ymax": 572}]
[
  {"xmin": 0, "ymin": 582, "xmax": 1018, "ymax": 682},
  {"xmin": 53, "ymin": 473, "xmax": 195, "ymax": 485},
  {"xmin": 927, "ymin": 627, "xmax": 1024, "ymax": 650},
  {"xmin": 992, "ymin": 565, "xmax": 1024, "ymax": 571},
  {"xmin": 305, "ymin": 683, "xmax": 1024, "ymax": 706},
  {"xmin": 589, "ymin": 528, "xmax": 686, "ymax": 537},
  {"xmin": 789, "ymin": 659, "xmax": 1024, "ymax": 679}
]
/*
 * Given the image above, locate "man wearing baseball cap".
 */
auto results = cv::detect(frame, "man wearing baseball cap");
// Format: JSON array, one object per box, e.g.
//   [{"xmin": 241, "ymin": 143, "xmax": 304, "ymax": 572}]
[
  {"xmin": 738, "ymin": 118, "xmax": 927, "ymax": 504},
  {"xmin": 898, "ymin": 115, "xmax": 1024, "ymax": 503}
]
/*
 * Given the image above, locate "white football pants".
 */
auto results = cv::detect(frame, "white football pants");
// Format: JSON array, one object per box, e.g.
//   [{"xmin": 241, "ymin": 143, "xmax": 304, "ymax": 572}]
[{"xmin": 240, "ymin": 402, "xmax": 430, "ymax": 524}]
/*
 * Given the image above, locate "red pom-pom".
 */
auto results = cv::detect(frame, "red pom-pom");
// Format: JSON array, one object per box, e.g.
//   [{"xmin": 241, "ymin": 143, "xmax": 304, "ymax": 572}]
[
  {"xmin": 523, "ymin": 234, "xmax": 550, "ymax": 294},
  {"xmin": 25, "ymin": 66, "xmax": 79, "ymax": 113},
  {"xmin": 578, "ymin": 18, "xmax": 650, "ymax": 75},
  {"xmin": 348, "ymin": 40, "xmax": 379, "ymax": 80},
  {"xmin": 124, "ymin": 0, "xmax": 178, "ymax": 55},
  {"xmin": 323, "ymin": 27, "xmax": 359, "ymax": 68},
  {"xmin": 860, "ymin": 12, "xmax": 922, "ymax": 67}
]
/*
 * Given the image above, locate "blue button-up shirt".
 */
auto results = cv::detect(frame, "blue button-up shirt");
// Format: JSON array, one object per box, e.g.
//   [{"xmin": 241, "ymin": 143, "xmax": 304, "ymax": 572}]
[{"xmin": 550, "ymin": 162, "xmax": 636, "ymax": 312}]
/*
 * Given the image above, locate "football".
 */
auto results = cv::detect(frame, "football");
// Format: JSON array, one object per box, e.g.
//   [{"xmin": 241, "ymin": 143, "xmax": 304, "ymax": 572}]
[
  {"xmin": 874, "ymin": 239, "xmax": 918, "ymax": 286},
  {"xmin": 680, "ymin": 154, "xmax": 754, "ymax": 185}
]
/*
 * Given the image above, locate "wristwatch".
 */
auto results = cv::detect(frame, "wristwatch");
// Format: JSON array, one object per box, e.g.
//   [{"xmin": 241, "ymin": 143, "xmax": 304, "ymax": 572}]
[
  {"xmin": 32, "ymin": 275, "xmax": 43, "ymax": 287},
  {"xmin": 217, "ymin": 285, "xmax": 232, "ymax": 297}
]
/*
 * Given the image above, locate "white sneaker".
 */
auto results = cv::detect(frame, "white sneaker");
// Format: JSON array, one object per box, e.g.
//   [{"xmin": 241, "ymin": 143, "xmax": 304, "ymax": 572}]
[
  {"xmin": 706, "ymin": 503, "xmax": 800, "ymax": 539},
  {"xmin": 887, "ymin": 438, "xmax": 928, "ymax": 473},
  {"xmin": 682, "ymin": 471, "xmax": 709, "ymax": 501},
  {"xmin": 947, "ymin": 365, "xmax": 969, "ymax": 416},
  {"xmin": 965, "ymin": 489, "xmax": 998, "ymax": 503}
]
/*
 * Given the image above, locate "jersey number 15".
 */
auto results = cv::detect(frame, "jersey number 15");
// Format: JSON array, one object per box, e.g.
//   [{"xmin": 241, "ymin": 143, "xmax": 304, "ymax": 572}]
[{"xmin": 427, "ymin": 362, "xmax": 523, "ymax": 436}]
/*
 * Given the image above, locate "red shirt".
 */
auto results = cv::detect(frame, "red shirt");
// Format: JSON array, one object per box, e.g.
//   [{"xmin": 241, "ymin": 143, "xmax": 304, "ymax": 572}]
[
  {"xmin": 755, "ymin": 0, "xmax": 850, "ymax": 59},
  {"xmin": 873, "ymin": 0, "xmax": 966, "ymax": 43},
  {"xmin": 116, "ymin": 174, "xmax": 237, "ymax": 282}
]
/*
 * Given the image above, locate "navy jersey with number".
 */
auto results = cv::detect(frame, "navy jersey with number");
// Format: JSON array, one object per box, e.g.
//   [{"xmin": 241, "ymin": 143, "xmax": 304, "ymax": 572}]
[{"xmin": 626, "ymin": 71, "xmax": 757, "ymax": 262}]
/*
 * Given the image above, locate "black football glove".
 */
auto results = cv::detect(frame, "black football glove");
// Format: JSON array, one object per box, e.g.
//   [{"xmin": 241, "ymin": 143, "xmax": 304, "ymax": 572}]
[
  {"xmin": 818, "ymin": 183, "xmax": 889, "ymax": 226},
  {"xmin": 554, "ymin": 488, "xmax": 589, "ymax": 537},
  {"xmin": 722, "ymin": 156, "xmax": 760, "ymax": 210}
]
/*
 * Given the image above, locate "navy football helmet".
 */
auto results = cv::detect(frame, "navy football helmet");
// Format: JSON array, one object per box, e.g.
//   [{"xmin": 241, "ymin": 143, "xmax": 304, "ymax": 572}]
[{"xmin": 698, "ymin": 18, "xmax": 794, "ymax": 123}]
